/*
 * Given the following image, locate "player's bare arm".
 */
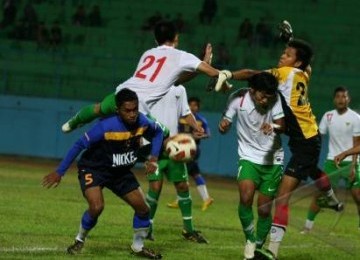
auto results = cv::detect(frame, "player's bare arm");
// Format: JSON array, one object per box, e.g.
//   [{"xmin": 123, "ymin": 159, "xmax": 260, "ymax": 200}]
[
  {"xmin": 273, "ymin": 117, "xmax": 285, "ymax": 133},
  {"xmin": 232, "ymin": 69, "xmax": 262, "ymax": 80},
  {"xmin": 210, "ymin": 69, "xmax": 260, "ymax": 92},
  {"xmin": 334, "ymin": 145, "xmax": 360, "ymax": 166},
  {"xmin": 183, "ymin": 113, "xmax": 206, "ymax": 139},
  {"xmin": 175, "ymin": 43, "xmax": 214, "ymax": 85}
]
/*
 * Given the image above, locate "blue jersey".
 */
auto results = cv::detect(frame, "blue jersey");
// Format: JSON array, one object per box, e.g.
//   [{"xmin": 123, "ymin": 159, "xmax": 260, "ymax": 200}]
[
  {"xmin": 178, "ymin": 113, "xmax": 210, "ymax": 145},
  {"xmin": 56, "ymin": 113, "xmax": 164, "ymax": 175}
]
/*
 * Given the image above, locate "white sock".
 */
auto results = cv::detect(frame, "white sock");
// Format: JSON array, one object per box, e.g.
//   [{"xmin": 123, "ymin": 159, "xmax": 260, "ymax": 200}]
[
  {"xmin": 326, "ymin": 188, "xmax": 339, "ymax": 203},
  {"xmin": 197, "ymin": 184, "xmax": 209, "ymax": 201},
  {"xmin": 268, "ymin": 241, "xmax": 280, "ymax": 257},
  {"xmin": 131, "ymin": 228, "xmax": 148, "ymax": 252},
  {"xmin": 75, "ymin": 224, "xmax": 89, "ymax": 242},
  {"xmin": 268, "ymin": 225, "xmax": 286, "ymax": 257},
  {"xmin": 305, "ymin": 219, "xmax": 314, "ymax": 230}
]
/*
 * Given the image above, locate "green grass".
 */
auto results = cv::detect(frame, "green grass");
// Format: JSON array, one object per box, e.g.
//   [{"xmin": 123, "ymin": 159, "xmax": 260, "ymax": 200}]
[{"xmin": 0, "ymin": 155, "xmax": 359, "ymax": 259}]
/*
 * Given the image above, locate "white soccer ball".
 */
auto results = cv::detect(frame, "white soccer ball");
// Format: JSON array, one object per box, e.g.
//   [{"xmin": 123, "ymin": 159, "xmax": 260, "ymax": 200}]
[{"xmin": 165, "ymin": 134, "xmax": 197, "ymax": 162}]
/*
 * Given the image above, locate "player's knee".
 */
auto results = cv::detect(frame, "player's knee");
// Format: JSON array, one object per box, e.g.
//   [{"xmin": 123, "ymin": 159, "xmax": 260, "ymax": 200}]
[
  {"xmin": 175, "ymin": 181, "xmax": 189, "ymax": 192},
  {"xmin": 89, "ymin": 202, "xmax": 104, "ymax": 216},
  {"xmin": 257, "ymin": 205, "xmax": 271, "ymax": 218},
  {"xmin": 240, "ymin": 192, "xmax": 253, "ymax": 206},
  {"xmin": 94, "ymin": 103, "xmax": 101, "ymax": 115},
  {"xmin": 135, "ymin": 204, "xmax": 150, "ymax": 217},
  {"xmin": 149, "ymin": 181, "xmax": 163, "ymax": 193}
]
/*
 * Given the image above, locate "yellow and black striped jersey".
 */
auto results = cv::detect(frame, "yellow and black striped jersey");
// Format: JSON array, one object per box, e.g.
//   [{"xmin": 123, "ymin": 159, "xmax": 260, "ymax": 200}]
[{"xmin": 270, "ymin": 66, "xmax": 318, "ymax": 140}]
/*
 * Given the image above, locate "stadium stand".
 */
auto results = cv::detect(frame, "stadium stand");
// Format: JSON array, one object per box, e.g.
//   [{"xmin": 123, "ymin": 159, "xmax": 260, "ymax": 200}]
[{"xmin": 0, "ymin": 0, "xmax": 359, "ymax": 114}]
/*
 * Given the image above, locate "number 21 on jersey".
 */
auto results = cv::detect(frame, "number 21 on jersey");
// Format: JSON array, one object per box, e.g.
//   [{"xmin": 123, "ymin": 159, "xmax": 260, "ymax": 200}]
[{"xmin": 135, "ymin": 55, "xmax": 167, "ymax": 82}]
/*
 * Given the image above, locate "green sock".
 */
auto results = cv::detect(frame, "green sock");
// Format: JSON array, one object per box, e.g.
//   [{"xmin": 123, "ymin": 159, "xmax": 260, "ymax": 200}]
[
  {"xmin": 146, "ymin": 189, "xmax": 160, "ymax": 220},
  {"xmin": 68, "ymin": 104, "xmax": 99, "ymax": 129},
  {"xmin": 307, "ymin": 209, "xmax": 318, "ymax": 221},
  {"xmin": 238, "ymin": 203, "xmax": 255, "ymax": 242},
  {"xmin": 256, "ymin": 215, "xmax": 272, "ymax": 248},
  {"xmin": 177, "ymin": 191, "xmax": 193, "ymax": 232}
]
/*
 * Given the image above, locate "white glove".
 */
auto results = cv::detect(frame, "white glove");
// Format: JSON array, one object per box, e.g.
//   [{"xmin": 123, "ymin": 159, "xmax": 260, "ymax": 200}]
[{"xmin": 215, "ymin": 70, "xmax": 232, "ymax": 92}]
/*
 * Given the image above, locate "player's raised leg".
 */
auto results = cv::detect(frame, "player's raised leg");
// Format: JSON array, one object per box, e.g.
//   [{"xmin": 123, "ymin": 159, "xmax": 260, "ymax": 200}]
[
  {"xmin": 62, "ymin": 93, "xmax": 116, "ymax": 133},
  {"xmin": 312, "ymin": 168, "xmax": 343, "ymax": 211}
]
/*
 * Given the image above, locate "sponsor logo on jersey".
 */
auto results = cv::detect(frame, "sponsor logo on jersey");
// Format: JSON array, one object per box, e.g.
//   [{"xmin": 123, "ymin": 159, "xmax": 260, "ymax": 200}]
[
  {"xmin": 112, "ymin": 151, "xmax": 137, "ymax": 166},
  {"xmin": 327, "ymin": 113, "xmax": 333, "ymax": 122}
]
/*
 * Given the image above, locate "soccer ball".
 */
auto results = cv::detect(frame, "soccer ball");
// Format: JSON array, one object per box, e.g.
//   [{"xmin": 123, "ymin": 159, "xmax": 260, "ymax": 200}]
[{"xmin": 165, "ymin": 134, "xmax": 197, "ymax": 162}]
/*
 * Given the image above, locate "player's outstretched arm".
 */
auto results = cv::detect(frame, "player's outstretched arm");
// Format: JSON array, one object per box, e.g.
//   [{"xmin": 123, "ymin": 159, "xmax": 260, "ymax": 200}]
[
  {"xmin": 208, "ymin": 69, "xmax": 261, "ymax": 92},
  {"xmin": 232, "ymin": 69, "xmax": 261, "ymax": 80},
  {"xmin": 175, "ymin": 43, "xmax": 214, "ymax": 86},
  {"xmin": 334, "ymin": 145, "xmax": 360, "ymax": 166}
]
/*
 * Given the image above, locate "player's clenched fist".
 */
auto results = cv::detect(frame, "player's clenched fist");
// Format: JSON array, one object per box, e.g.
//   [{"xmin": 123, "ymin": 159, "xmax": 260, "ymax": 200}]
[{"xmin": 218, "ymin": 119, "xmax": 231, "ymax": 134}]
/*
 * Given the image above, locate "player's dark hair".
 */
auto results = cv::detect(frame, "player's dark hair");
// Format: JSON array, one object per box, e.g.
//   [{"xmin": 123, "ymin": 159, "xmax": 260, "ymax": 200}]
[
  {"xmin": 154, "ymin": 21, "xmax": 178, "ymax": 45},
  {"xmin": 115, "ymin": 88, "xmax": 138, "ymax": 108},
  {"xmin": 288, "ymin": 39, "xmax": 313, "ymax": 70},
  {"xmin": 188, "ymin": 96, "xmax": 200, "ymax": 104},
  {"xmin": 333, "ymin": 86, "xmax": 348, "ymax": 97},
  {"xmin": 248, "ymin": 72, "xmax": 278, "ymax": 95}
]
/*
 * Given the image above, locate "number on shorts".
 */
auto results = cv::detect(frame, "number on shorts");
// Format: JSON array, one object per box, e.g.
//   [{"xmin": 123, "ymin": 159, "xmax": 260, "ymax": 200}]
[
  {"xmin": 135, "ymin": 55, "xmax": 167, "ymax": 82},
  {"xmin": 85, "ymin": 173, "xmax": 93, "ymax": 186}
]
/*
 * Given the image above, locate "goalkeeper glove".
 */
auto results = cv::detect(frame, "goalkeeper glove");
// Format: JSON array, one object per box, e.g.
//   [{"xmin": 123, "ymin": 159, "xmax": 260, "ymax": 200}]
[
  {"xmin": 278, "ymin": 20, "xmax": 293, "ymax": 43},
  {"xmin": 214, "ymin": 70, "xmax": 232, "ymax": 92}
]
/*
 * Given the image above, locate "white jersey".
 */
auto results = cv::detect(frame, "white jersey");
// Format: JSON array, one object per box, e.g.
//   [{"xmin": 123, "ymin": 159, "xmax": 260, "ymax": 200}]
[
  {"xmin": 150, "ymin": 85, "xmax": 191, "ymax": 136},
  {"xmin": 223, "ymin": 92, "xmax": 284, "ymax": 165},
  {"xmin": 115, "ymin": 45, "xmax": 202, "ymax": 113},
  {"xmin": 319, "ymin": 108, "xmax": 360, "ymax": 161}
]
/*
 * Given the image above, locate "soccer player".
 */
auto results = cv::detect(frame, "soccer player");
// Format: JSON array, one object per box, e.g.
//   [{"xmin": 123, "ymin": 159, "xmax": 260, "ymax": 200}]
[
  {"xmin": 61, "ymin": 20, "xmax": 223, "ymax": 133},
  {"xmin": 145, "ymin": 85, "xmax": 208, "ymax": 243},
  {"xmin": 300, "ymin": 87, "xmax": 360, "ymax": 232},
  {"xmin": 42, "ymin": 89, "xmax": 164, "ymax": 259},
  {"xmin": 167, "ymin": 96, "xmax": 214, "ymax": 211},
  {"xmin": 213, "ymin": 38, "xmax": 343, "ymax": 258},
  {"xmin": 218, "ymin": 72, "xmax": 285, "ymax": 260}
]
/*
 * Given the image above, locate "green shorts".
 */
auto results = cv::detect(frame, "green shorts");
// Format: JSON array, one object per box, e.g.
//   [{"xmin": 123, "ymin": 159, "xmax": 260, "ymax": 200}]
[
  {"xmin": 324, "ymin": 160, "xmax": 360, "ymax": 189},
  {"xmin": 237, "ymin": 160, "xmax": 283, "ymax": 197},
  {"xmin": 147, "ymin": 153, "xmax": 188, "ymax": 183}
]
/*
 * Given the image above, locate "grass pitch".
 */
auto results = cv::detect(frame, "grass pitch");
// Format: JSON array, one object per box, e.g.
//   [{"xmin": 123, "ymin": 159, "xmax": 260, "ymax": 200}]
[{"xmin": 0, "ymin": 155, "xmax": 359, "ymax": 259}]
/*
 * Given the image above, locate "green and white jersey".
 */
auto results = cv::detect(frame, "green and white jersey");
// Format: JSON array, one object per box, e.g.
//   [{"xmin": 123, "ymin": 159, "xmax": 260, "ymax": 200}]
[
  {"xmin": 150, "ymin": 85, "xmax": 191, "ymax": 136},
  {"xmin": 319, "ymin": 108, "xmax": 360, "ymax": 161},
  {"xmin": 223, "ymin": 91, "xmax": 284, "ymax": 165}
]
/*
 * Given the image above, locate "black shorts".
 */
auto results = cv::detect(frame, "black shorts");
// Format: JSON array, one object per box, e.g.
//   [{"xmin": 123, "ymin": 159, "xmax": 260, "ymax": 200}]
[
  {"xmin": 78, "ymin": 168, "xmax": 140, "ymax": 197},
  {"xmin": 285, "ymin": 134, "xmax": 322, "ymax": 181}
]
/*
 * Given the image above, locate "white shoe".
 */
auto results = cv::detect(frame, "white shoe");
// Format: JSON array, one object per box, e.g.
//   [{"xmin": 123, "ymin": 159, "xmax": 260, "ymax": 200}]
[
  {"xmin": 62, "ymin": 122, "xmax": 71, "ymax": 133},
  {"xmin": 244, "ymin": 240, "xmax": 256, "ymax": 259}
]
